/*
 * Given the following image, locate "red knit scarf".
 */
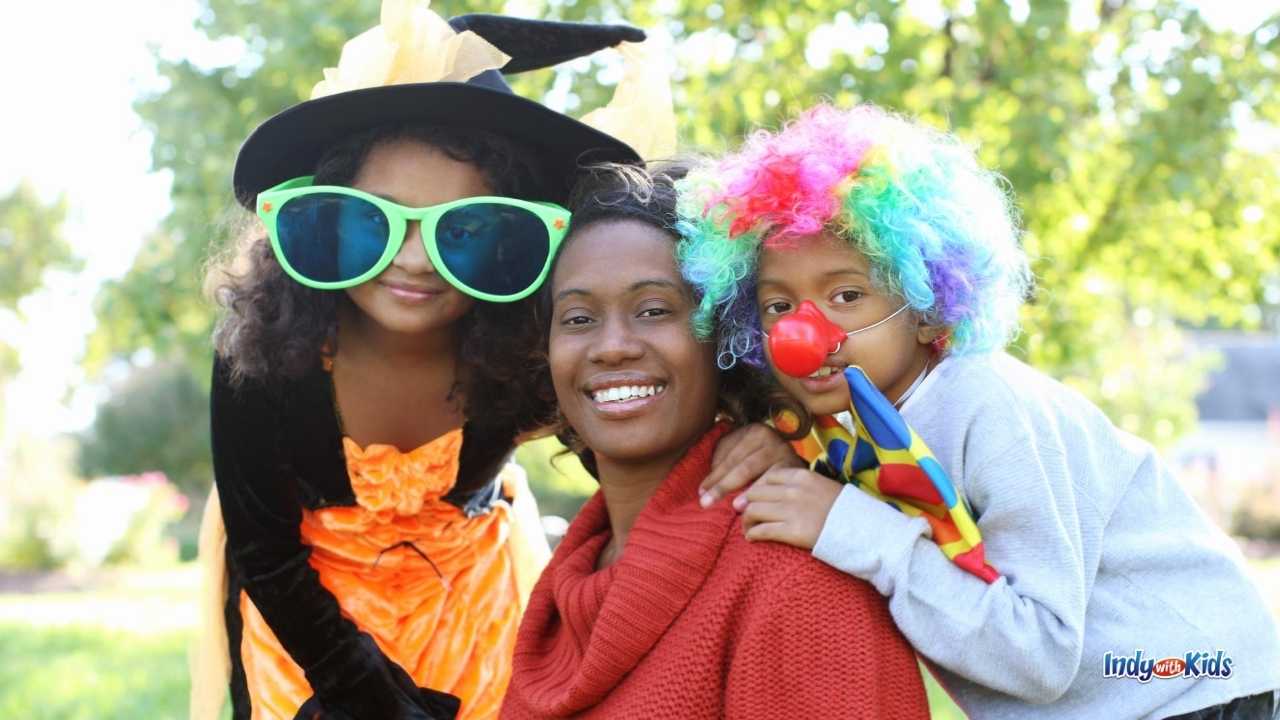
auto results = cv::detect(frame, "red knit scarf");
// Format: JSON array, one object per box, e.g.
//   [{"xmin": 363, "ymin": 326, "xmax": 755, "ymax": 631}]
[{"xmin": 509, "ymin": 424, "xmax": 735, "ymax": 714}]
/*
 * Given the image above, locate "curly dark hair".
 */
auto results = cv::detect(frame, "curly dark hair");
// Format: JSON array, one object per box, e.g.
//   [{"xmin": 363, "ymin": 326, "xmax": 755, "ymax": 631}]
[
  {"xmin": 208, "ymin": 123, "xmax": 550, "ymax": 439},
  {"xmin": 499, "ymin": 161, "xmax": 802, "ymax": 477}
]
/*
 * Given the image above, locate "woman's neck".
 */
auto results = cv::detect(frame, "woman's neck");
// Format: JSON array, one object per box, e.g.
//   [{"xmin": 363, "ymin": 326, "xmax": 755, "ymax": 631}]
[{"xmin": 592, "ymin": 433, "xmax": 706, "ymax": 570}]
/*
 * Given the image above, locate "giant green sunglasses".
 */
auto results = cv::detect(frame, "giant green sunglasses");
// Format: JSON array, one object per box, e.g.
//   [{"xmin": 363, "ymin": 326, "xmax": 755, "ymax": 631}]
[{"xmin": 256, "ymin": 176, "xmax": 571, "ymax": 302}]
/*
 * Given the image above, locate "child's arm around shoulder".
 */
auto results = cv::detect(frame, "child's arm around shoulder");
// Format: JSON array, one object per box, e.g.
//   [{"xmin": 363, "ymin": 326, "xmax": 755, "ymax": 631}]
[
  {"xmin": 811, "ymin": 386, "xmax": 1094, "ymax": 703},
  {"xmin": 724, "ymin": 536, "xmax": 930, "ymax": 720}
]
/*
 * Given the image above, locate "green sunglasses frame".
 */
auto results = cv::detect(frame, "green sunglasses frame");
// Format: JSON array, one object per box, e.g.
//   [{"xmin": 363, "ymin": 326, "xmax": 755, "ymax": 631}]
[{"xmin": 256, "ymin": 176, "xmax": 571, "ymax": 302}]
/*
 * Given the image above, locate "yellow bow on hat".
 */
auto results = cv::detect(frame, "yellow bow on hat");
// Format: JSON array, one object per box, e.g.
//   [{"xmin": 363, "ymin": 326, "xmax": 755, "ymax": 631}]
[
  {"xmin": 310, "ymin": 0, "xmax": 677, "ymax": 160},
  {"xmin": 311, "ymin": 0, "xmax": 511, "ymax": 98}
]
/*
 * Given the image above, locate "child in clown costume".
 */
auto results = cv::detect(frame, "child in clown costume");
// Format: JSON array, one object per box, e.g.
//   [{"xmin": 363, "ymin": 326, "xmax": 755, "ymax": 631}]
[
  {"xmin": 189, "ymin": 3, "xmax": 680, "ymax": 719},
  {"xmin": 681, "ymin": 103, "xmax": 1280, "ymax": 719}
]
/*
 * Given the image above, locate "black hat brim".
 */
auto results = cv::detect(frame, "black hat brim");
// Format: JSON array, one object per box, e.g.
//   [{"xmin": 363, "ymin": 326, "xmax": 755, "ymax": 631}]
[{"xmin": 232, "ymin": 82, "xmax": 639, "ymax": 208}]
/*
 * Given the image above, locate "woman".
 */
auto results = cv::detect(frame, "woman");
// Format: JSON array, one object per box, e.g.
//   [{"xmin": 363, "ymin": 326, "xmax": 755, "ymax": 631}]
[
  {"xmin": 498, "ymin": 164, "xmax": 932, "ymax": 719},
  {"xmin": 193, "ymin": 4, "xmax": 652, "ymax": 719}
]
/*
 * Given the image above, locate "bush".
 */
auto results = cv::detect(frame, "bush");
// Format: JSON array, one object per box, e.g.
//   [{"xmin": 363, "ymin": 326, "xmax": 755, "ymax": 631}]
[
  {"xmin": 77, "ymin": 363, "xmax": 212, "ymax": 498},
  {"xmin": 0, "ymin": 434, "xmax": 81, "ymax": 570},
  {"xmin": 1232, "ymin": 477, "xmax": 1280, "ymax": 542},
  {"xmin": 73, "ymin": 473, "xmax": 188, "ymax": 568},
  {"xmin": 0, "ymin": 498, "xmax": 73, "ymax": 570},
  {"xmin": 515, "ymin": 436, "xmax": 596, "ymax": 522}
]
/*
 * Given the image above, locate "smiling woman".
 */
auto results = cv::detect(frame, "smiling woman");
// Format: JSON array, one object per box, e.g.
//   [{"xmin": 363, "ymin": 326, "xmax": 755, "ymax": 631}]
[
  {"xmin": 549, "ymin": 217, "xmax": 720, "ymax": 484},
  {"xmin": 498, "ymin": 163, "xmax": 931, "ymax": 719}
]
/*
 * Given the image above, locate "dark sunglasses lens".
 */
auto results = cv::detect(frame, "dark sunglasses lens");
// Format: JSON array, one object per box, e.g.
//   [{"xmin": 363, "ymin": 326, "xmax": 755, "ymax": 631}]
[
  {"xmin": 276, "ymin": 193, "xmax": 389, "ymax": 283},
  {"xmin": 435, "ymin": 204, "xmax": 550, "ymax": 297}
]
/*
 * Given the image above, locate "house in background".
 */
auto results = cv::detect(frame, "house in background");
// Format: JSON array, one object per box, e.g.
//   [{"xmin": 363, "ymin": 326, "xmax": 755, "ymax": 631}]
[{"xmin": 1170, "ymin": 332, "xmax": 1280, "ymax": 533}]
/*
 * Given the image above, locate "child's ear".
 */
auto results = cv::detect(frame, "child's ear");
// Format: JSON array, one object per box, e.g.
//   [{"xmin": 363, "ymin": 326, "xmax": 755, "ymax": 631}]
[{"xmin": 916, "ymin": 322, "xmax": 946, "ymax": 346}]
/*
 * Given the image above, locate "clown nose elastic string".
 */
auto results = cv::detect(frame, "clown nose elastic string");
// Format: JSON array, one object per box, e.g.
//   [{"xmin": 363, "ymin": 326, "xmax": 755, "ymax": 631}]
[{"xmin": 766, "ymin": 301, "xmax": 847, "ymax": 378}]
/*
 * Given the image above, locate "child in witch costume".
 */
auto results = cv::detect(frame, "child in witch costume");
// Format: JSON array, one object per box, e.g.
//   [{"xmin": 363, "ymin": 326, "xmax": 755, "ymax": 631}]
[
  {"xmin": 191, "ymin": 4, "xmax": 679, "ymax": 719},
  {"xmin": 682, "ymin": 104, "xmax": 1280, "ymax": 719}
]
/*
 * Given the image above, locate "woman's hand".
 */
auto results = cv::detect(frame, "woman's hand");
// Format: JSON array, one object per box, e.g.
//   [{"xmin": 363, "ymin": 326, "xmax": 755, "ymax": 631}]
[
  {"xmin": 741, "ymin": 468, "xmax": 843, "ymax": 550},
  {"xmin": 699, "ymin": 423, "xmax": 806, "ymax": 508}
]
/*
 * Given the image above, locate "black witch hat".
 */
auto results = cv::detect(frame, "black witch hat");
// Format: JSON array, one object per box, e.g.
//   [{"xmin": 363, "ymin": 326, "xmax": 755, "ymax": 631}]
[{"xmin": 232, "ymin": 11, "xmax": 644, "ymax": 208}]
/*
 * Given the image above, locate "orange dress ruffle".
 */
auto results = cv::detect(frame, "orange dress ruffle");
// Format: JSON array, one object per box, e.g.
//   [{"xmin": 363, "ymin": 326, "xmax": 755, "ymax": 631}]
[{"xmin": 238, "ymin": 429, "xmax": 536, "ymax": 720}]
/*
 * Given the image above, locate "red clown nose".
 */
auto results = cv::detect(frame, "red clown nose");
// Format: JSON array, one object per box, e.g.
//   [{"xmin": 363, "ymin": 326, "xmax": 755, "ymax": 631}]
[{"xmin": 768, "ymin": 301, "xmax": 848, "ymax": 378}]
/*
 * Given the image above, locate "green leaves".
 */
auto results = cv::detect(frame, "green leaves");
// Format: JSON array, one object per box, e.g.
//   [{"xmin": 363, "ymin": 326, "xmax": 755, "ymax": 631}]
[
  {"xmin": 76, "ymin": 363, "xmax": 212, "ymax": 497},
  {"xmin": 0, "ymin": 183, "xmax": 79, "ymax": 388},
  {"xmin": 0, "ymin": 183, "xmax": 78, "ymax": 310}
]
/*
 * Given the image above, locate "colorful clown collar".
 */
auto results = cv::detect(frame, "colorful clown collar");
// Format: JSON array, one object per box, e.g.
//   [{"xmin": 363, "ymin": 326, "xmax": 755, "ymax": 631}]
[{"xmin": 776, "ymin": 365, "xmax": 999, "ymax": 584}]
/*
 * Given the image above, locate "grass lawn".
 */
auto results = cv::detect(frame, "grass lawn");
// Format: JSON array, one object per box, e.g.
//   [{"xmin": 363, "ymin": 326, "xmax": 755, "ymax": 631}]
[
  {"xmin": 0, "ymin": 624, "xmax": 198, "ymax": 720},
  {"xmin": 2, "ymin": 556, "xmax": 1276, "ymax": 719},
  {"xmin": 0, "ymin": 618, "xmax": 965, "ymax": 720},
  {"xmin": 0, "ymin": 566, "xmax": 220, "ymax": 720},
  {"xmin": 1247, "ymin": 555, "xmax": 1280, "ymax": 616}
]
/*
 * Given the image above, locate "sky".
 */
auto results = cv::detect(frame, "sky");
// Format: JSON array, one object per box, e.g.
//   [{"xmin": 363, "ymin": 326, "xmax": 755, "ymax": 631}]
[
  {"xmin": 0, "ymin": 0, "xmax": 1277, "ymax": 442},
  {"xmin": 0, "ymin": 0, "xmax": 231, "ymax": 437}
]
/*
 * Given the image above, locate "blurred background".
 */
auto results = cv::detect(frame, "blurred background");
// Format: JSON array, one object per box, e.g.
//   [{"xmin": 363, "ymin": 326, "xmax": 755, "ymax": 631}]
[{"xmin": 1, "ymin": 0, "xmax": 1278, "ymax": 717}]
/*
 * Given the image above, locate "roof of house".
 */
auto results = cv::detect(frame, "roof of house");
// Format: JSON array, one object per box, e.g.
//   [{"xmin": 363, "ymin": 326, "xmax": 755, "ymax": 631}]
[{"xmin": 1193, "ymin": 332, "xmax": 1280, "ymax": 422}]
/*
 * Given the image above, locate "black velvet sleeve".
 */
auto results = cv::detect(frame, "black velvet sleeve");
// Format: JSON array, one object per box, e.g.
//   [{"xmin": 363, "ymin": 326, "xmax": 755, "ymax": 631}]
[{"xmin": 210, "ymin": 356, "xmax": 461, "ymax": 720}]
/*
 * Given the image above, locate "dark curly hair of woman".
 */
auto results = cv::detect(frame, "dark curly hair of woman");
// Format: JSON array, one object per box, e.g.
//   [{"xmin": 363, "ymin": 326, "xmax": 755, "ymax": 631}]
[
  {"xmin": 502, "ymin": 161, "xmax": 800, "ymax": 477},
  {"xmin": 208, "ymin": 123, "xmax": 551, "ymax": 439}
]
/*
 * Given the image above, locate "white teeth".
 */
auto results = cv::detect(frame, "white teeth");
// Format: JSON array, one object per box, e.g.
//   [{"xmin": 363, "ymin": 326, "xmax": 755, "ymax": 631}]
[
  {"xmin": 591, "ymin": 384, "xmax": 665, "ymax": 403},
  {"xmin": 808, "ymin": 366, "xmax": 840, "ymax": 379}
]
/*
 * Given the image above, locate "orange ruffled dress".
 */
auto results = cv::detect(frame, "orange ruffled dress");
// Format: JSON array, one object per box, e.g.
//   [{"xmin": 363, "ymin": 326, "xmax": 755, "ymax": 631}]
[{"xmin": 237, "ymin": 429, "xmax": 545, "ymax": 720}]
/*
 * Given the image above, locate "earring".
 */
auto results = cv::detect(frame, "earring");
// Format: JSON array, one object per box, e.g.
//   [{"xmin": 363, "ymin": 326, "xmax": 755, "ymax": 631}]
[{"xmin": 930, "ymin": 330, "xmax": 950, "ymax": 354}]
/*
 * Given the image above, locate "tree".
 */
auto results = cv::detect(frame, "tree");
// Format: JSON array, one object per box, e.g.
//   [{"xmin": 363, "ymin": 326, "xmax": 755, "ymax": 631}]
[
  {"xmin": 94, "ymin": 0, "xmax": 1279, "ymax": 459},
  {"xmin": 0, "ymin": 182, "xmax": 77, "ymax": 309},
  {"xmin": 0, "ymin": 182, "xmax": 79, "ymax": 444},
  {"xmin": 0, "ymin": 181, "xmax": 79, "ymax": 377},
  {"xmin": 77, "ymin": 362, "xmax": 212, "ymax": 497}
]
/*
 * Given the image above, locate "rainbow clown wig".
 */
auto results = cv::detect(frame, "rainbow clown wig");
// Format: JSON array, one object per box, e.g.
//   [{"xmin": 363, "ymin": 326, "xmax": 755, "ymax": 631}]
[{"xmin": 675, "ymin": 104, "xmax": 1031, "ymax": 369}]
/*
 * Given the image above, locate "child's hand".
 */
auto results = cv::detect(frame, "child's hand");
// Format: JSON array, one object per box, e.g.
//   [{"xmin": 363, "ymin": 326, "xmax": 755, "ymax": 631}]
[
  {"xmin": 699, "ymin": 423, "xmax": 805, "ymax": 508},
  {"xmin": 741, "ymin": 469, "xmax": 843, "ymax": 550}
]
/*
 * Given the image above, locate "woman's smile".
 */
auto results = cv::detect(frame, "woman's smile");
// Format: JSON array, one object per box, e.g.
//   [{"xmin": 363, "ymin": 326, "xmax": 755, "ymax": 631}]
[{"xmin": 584, "ymin": 372, "xmax": 669, "ymax": 418}]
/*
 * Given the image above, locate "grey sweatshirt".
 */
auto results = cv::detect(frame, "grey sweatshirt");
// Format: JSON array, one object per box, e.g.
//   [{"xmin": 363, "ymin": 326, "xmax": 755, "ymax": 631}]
[{"xmin": 812, "ymin": 352, "xmax": 1280, "ymax": 719}]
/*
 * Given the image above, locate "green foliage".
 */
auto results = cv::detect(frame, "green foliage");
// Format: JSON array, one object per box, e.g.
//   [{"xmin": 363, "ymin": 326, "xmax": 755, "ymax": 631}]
[
  {"xmin": 0, "ymin": 485, "xmax": 187, "ymax": 572},
  {"xmin": 1233, "ymin": 473, "xmax": 1280, "ymax": 542},
  {"xmin": 0, "ymin": 182, "xmax": 79, "ymax": 398},
  {"xmin": 0, "ymin": 182, "xmax": 79, "ymax": 310},
  {"xmin": 922, "ymin": 662, "xmax": 967, "ymax": 720},
  {"xmin": 515, "ymin": 436, "xmax": 597, "ymax": 519},
  {"xmin": 97, "ymin": 476, "xmax": 189, "ymax": 568},
  {"xmin": 92, "ymin": 0, "xmax": 1280, "ymax": 453},
  {"xmin": 0, "ymin": 499, "xmax": 73, "ymax": 570},
  {"xmin": 77, "ymin": 364, "xmax": 212, "ymax": 498},
  {"xmin": 0, "ymin": 436, "xmax": 82, "ymax": 570}
]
